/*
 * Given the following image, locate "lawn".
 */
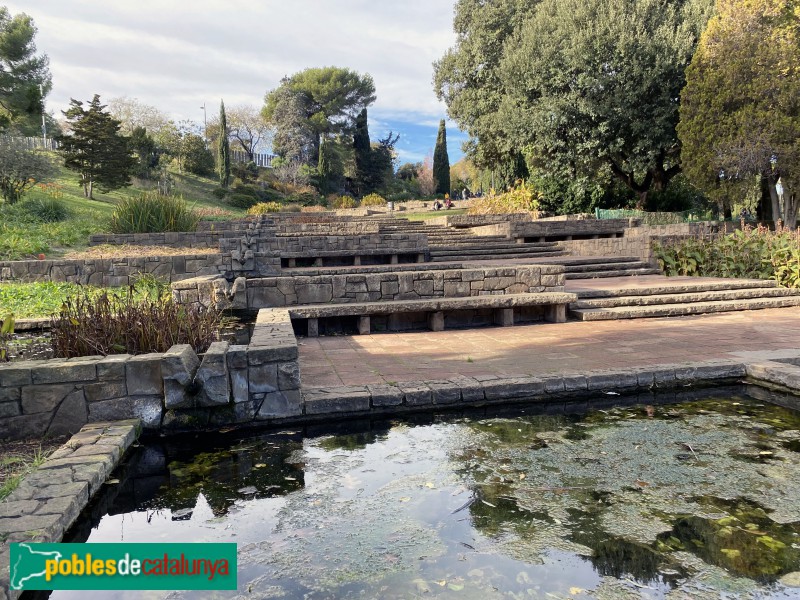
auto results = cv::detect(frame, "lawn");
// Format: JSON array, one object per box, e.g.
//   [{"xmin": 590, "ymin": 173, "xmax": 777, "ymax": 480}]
[
  {"xmin": 0, "ymin": 281, "xmax": 129, "ymax": 319},
  {"xmin": 398, "ymin": 208, "xmax": 468, "ymax": 221},
  {"xmin": 0, "ymin": 157, "xmax": 241, "ymax": 261}
]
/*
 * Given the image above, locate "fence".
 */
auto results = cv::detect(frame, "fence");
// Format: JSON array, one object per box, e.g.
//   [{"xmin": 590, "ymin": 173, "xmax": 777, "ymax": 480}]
[
  {"xmin": 231, "ymin": 150, "xmax": 275, "ymax": 168},
  {"xmin": 595, "ymin": 208, "xmax": 714, "ymax": 224},
  {"xmin": 8, "ymin": 136, "xmax": 60, "ymax": 150}
]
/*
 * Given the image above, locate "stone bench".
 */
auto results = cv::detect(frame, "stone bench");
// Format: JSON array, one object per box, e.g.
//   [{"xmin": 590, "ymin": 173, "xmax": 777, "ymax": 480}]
[
  {"xmin": 281, "ymin": 249, "xmax": 427, "ymax": 268},
  {"xmin": 281, "ymin": 292, "xmax": 577, "ymax": 336}
]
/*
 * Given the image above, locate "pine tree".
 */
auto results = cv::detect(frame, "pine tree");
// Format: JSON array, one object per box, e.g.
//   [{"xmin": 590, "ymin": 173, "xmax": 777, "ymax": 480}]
[
  {"xmin": 433, "ymin": 119, "xmax": 450, "ymax": 195},
  {"xmin": 218, "ymin": 100, "xmax": 231, "ymax": 188},
  {"xmin": 353, "ymin": 108, "xmax": 371, "ymax": 196},
  {"xmin": 318, "ymin": 135, "xmax": 331, "ymax": 193},
  {"xmin": 58, "ymin": 95, "xmax": 135, "ymax": 199}
]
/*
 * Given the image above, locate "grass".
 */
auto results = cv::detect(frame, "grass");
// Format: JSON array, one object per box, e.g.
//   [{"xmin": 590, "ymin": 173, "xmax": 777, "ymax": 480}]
[
  {"xmin": 0, "ymin": 441, "xmax": 61, "ymax": 502},
  {"xmin": 0, "ymin": 157, "xmax": 242, "ymax": 260},
  {"xmin": 0, "ymin": 278, "xmax": 173, "ymax": 319}
]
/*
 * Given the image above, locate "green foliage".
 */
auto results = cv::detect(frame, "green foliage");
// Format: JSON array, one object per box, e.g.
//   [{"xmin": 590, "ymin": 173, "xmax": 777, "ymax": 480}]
[
  {"xmin": 129, "ymin": 126, "xmax": 160, "ymax": 179},
  {"xmin": 50, "ymin": 287, "xmax": 221, "ymax": 357},
  {"xmin": 247, "ymin": 201, "xmax": 283, "ymax": 215},
  {"xmin": 433, "ymin": 119, "xmax": 450, "ymax": 195},
  {"xmin": 331, "ymin": 195, "xmax": 357, "ymax": 209},
  {"xmin": 353, "ymin": 108, "xmax": 371, "ymax": 195},
  {"xmin": 109, "ymin": 191, "xmax": 199, "ymax": 233},
  {"xmin": 360, "ymin": 193, "xmax": 386, "ymax": 207},
  {"xmin": 226, "ymin": 193, "xmax": 259, "ymax": 209},
  {"xmin": 183, "ymin": 134, "xmax": 214, "ymax": 177},
  {"xmin": 678, "ymin": 0, "xmax": 799, "ymax": 227},
  {"xmin": 58, "ymin": 95, "xmax": 136, "ymax": 199},
  {"xmin": 468, "ymin": 180, "xmax": 541, "ymax": 214},
  {"xmin": 0, "ymin": 314, "xmax": 14, "ymax": 362},
  {"xmin": 0, "ymin": 137, "xmax": 56, "ymax": 203},
  {"xmin": 287, "ymin": 190, "xmax": 320, "ymax": 206},
  {"xmin": 263, "ymin": 67, "xmax": 376, "ymax": 162},
  {"xmin": 654, "ymin": 225, "xmax": 800, "ymax": 287},
  {"xmin": 19, "ymin": 195, "xmax": 69, "ymax": 222},
  {"xmin": 0, "ymin": 7, "xmax": 51, "ymax": 130},
  {"xmin": 217, "ymin": 100, "xmax": 231, "ymax": 187},
  {"xmin": 211, "ymin": 187, "xmax": 228, "ymax": 199}
]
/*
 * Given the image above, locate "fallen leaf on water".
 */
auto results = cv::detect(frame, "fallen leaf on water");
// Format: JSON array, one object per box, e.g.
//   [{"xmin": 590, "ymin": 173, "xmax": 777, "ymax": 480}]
[
  {"xmin": 424, "ymin": 482, "xmax": 436, "ymax": 488},
  {"xmin": 255, "ymin": 463, "xmax": 266, "ymax": 468},
  {"xmin": 482, "ymin": 500, "xmax": 496, "ymax": 508},
  {"xmin": 399, "ymin": 497, "xmax": 411, "ymax": 502},
  {"xmin": 436, "ymin": 580, "xmax": 447, "ymax": 587},
  {"xmin": 519, "ymin": 473, "xmax": 526, "ymax": 480},
  {"xmin": 570, "ymin": 587, "xmax": 585, "ymax": 595}
]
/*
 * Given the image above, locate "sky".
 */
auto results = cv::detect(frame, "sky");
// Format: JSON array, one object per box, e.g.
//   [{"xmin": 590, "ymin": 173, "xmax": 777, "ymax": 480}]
[{"xmin": 9, "ymin": 0, "xmax": 468, "ymax": 165}]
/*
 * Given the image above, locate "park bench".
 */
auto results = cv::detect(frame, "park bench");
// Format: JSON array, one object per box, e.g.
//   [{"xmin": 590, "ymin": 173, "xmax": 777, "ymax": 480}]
[{"xmin": 278, "ymin": 291, "xmax": 577, "ymax": 336}]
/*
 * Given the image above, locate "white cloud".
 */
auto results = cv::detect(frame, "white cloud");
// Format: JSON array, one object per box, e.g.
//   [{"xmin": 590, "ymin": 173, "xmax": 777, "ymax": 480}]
[{"xmin": 11, "ymin": 0, "xmax": 457, "ymax": 129}]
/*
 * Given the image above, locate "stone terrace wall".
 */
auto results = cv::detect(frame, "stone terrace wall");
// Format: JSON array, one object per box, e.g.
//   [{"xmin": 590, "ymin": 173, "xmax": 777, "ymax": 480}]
[
  {"xmin": 173, "ymin": 265, "xmax": 566, "ymax": 310},
  {"xmin": 217, "ymin": 233, "xmax": 428, "ymax": 256},
  {"xmin": 88, "ymin": 231, "xmax": 233, "ymax": 248},
  {"xmin": 425, "ymin": 213, "xmax": 533, "ymax": 228},
  {"xmin": 0, "ymin": 254, "xmax": 235, "ymax": 286},
  {"xmin": 274, "ymin": 222, "xmax": 381, "ymax": 235},
  {"xmin": 0, "ymin": 310, "xmax": 301, "ymax": 441}
]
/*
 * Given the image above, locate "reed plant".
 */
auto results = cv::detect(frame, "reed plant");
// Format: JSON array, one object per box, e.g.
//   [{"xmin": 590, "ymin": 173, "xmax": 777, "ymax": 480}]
[
  {"xmin": 50, "ymin": 287, "xmax": 220, "ymax": 358},
  {"xmin": 109, "ymin": 191, "xmax": 200, "ymax": 234}
]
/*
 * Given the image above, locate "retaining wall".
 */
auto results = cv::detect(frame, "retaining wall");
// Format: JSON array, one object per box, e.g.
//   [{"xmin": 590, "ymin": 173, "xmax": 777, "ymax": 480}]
[
  {"xmin": 0, "ymin": 309, "xmax": 301, "ymax": 441},
  {"xmin": 172, "ymin": 265, "xmax": 566, "ymax": 311}
]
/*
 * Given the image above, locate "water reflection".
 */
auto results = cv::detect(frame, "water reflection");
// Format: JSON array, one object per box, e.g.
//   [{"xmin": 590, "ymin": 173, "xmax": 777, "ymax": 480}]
[{"xmin": 57, "ymin": 387, "xmax": 800, "ymax": 599}]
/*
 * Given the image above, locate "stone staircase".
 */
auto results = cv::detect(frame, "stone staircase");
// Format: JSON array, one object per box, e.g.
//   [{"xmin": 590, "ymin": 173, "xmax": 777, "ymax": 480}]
[
  {"xmin": 556, "ymin": 257, "xmax": 662, "ymax": 280},
  {"xmin": 378, "ymin": 218, "xmax": 568, "ymax": 262},
  {"xmin": 569, "ymin": 279, "xmax": 800, "ymax": 321}
]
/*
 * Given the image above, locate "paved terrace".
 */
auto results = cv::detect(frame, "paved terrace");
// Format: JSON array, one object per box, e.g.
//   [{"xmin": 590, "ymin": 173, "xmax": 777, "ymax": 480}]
[{"xmin": 299, "ymin": 276, "xmax": 800, "ymax": 387}]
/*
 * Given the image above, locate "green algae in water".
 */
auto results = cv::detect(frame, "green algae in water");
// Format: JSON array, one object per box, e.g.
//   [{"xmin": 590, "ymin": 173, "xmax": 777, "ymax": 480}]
[{"xmin": 58, "ymin": 394, "xmax": 800, "ymax": 599}]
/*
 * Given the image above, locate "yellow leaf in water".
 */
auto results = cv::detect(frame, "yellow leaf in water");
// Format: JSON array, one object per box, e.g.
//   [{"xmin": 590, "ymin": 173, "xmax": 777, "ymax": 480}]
[
  {"xmin": 424, "ymin": 482, "xmax": 435, "ymax": 488},
  {"xmin": 399, "ymin": 497, "xmax": 411, "ymax": 502},
  {"xmin": 255, "ymin": 464, "xmax": 266, "ymax": 468},
  {"xmin": 436, "ymin": 580, "xmax": 447, "ymax": 587},
  {"xmin": 519, "ymin": 473, "xmax": 526, "ymax": 480},
  {"xmin": 569, "ymin": 587, "xmax": 585, "ymax": 595}
]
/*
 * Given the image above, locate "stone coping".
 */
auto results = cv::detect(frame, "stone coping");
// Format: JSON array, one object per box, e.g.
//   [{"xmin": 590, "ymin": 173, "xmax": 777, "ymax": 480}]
[{"xmin": 0, "ymin": 419, "xmax": 140, "ymax": 599}]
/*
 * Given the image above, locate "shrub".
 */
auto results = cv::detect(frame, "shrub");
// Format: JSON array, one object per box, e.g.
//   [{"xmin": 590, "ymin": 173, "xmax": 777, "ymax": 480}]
[
  {"xmin": 247, "ymin": 202, "xmax": 283, "ymax": 215},
  {"xmin": 388, "ymin": 190, "xmax": 414, "ymax": 202},
  {"xmin": 468, "ymin": 180, "xmax": 541, "ymax": 215},
  {"xmin": 211, "ymin": 187, "xmax": 228, "ymax": 200},
  {"xmin": 361, "ymin": 193, "xmax": 386, "ymax": 207},
  {"xmin": 183, "ymin": 134, "xmax": 215, "ymax": 176},
  {"xmin": 0, "ymin": 138, "xmax": 57, "ymax": 204},
  {"xmin": 226, "ymin": 193, "xmax": 260, "ymax": 210},
  {"xmin": 50, "ymin": 288, "xmax": 221, "ymax": 358},
  {"xmin": 194, "ymin": 206, "xmax": 237, "ymax": 220},
  {"xmin": 287, "ymin": 191, "xmax": 320, "ymax": 206},
  {"xmin": 331, "ymin": 195, "xmax": 358, "ymax": 209},
  {"xmin": 0, "ymin": 314, "xmax": 14, "ymax": 362},
  {"xmin": 20, "ymin": 197, "xmax": 70, "ymax": 223},
  {"xmin": 653, "ymin": 224, "xmax": 800, "ymax": 287},
  {"xmin": 283, "ymin": 203, "xmax": 302, "ymax": 213},
  {"xmin": 110, "ymin": 192, "xmax": 200, "ymax": 233}
]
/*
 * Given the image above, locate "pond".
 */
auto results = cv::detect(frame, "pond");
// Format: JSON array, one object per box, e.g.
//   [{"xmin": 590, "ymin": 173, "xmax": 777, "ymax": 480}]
[{"xmin": 56, "ymin": 387, "xmax": 800, "ymax": 599}]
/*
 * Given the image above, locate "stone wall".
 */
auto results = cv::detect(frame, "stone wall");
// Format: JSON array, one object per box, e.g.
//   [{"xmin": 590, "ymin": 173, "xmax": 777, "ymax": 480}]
[
  {"xmin": 275, "ymin": 222, "xmax": 381, "ymax": 235},
  {"xmin": 172, "ymin": 265, "xmax": 566, "ymax": 311},
  {"xmin": 425, "ymin": 213, "xmax": 533, "ymax": 228},
  {"xmin": 88, "ymin": 231, "xmax": 233, "ymax": 248},
  {"xmin": 0, "ymin": 254, "xmax": 237, "ymax": 286},
  {"xmin": 0, "ymin": 309, "xmax": 301, "ymax": 441}
]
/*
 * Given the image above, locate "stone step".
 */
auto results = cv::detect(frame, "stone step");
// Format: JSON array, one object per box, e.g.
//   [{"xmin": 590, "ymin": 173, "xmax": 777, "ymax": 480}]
[
  {"xmin": 548, "ymin": 256, "xmax": 646, "ymax": 266},
  {"xmin": 430, "ymin": 246, "xmax": 565, "ymax": 257},
  {"xmin": 570, "ymin": 295, "xmax": 800, "ymax": 320},
  {"xmin": 430, "ymin": 251, "xmax": 567, "ymax": 262},
  {"xmin": 562, "ymin": 261, "xmax": 653, "ymax": 273},
  {"xmin": 565, "ymin": 268, "xmax": 662, "ymax": 279},
  {"xmin": 574, "ymin": 279, "xmax": 781, "ymax": 299},
  {"xmin": 431, "ymin": 242, "xmax": 562, "ymax": 253},
  {"xmin": 573, "ymin": 287, "xmax": 800, "ymax": 309}
]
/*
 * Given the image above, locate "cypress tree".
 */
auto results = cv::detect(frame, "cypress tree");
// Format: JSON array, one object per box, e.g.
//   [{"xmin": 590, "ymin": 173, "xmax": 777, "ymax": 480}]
[
  {"xmin": 353, "ymin": 108, "xmax": 371, "ymax": 196},
  {"xmin": 433, "ymin": 119, "xmax": 450, "ymax": 195},
  {"xmin": 218, "ymin": 100, "xmax": 231, "ymax": 188},
  {"xmin": 318, "ymin": 135, "xmax": 330, "ymax": 194}
]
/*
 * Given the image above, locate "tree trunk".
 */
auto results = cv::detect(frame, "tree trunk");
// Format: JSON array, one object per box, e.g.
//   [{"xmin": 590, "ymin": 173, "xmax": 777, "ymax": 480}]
[
  {"xmin": 88, "ymin": 180, "xmax": 93, "ymax": 200},
  {"xmin": 785, "ymin": 190, "xmax": 798, "ymax": 231},
  {"xmin": 767, "ymin": 174, "xmax": 782, "ymax": 227}
]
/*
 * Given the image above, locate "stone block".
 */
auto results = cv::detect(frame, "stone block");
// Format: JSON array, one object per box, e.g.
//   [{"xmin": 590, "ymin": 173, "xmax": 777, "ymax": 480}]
[
  {"xmin": 561, "ymin": 374, "xmax": 588, "ymax": 392},
  {"xmin": 380, "ymin": 281, "xmax": 399, "ymax": 297},
  {"xmin": 0, "ymin": 364, "xmax": 32, "ymax": 387},
  {"xmin": 208, "ymin": 399, "xmax": 257, "ymax": 425},
  {"xmin": 0, "ymin": 401, "xmax": 20, "ymax": 418},
  {"xmin": 256, "ymin": 389, "xmax": 302, "ymax": 419},
  {"xmin": 47, "ymin": 389, "xmax": 88, "ymax": 437},
  {"xmin": 447, "ymin": 375, "xmax": 484, "ymax": 402},
  {"xmin": 495, "ymin": 308, "xmax": 514, "ymax": 327},
  {"xmin": 367, "ymin": 384, "xmax": 403, "ymax": 407},
  {"xmin": 248, "ymin": 362, "xmax": 278, "ymax": 394},
  {"xmin": 428, "ymin": 311, "xmax": 445, "ymax": 332},
  {"xmin": 0, "ymin": 387, "xmax": 20, "ymax": 403},
  {"xmin": 83, "ymin": 380, "xmax": 127, "ymax": 403},
  {"xmin": 0, "ymin": 412, "xmax": 50, "ymax": 440},
  {"xmin": 162, "ymin": 345, "xmax": 200, "ymax": 386},
  {"xmin": 278, "ymin": 361, "xmax": 301, "ymax": 391},
  {"xmin": 195, "ymin": 341, "xmax": 230, "ymax": 407},
  {"xmin": 443, "ymin": 281, "xmax": 471, "ymax": 297},
  {"xmin": 427, "ymin": 380, "xmax": 461, "ymax": 404},
  {"xmin": 126, "ymin": 354, "xmax": 163, "ymax": 396},
  {"xmin": 161, "ymin": 408, "xmax": 210, "ymax": 431},
  {"xmin": 88, "ymin": 396, "xmax": 163, "ymax": 429},
  {"xmin": 483, "ymin": 377, "xmax": 545, "ymax": 400},
  {"xmin": 399, "ymin": 382, "xmax": 432, "ymax": 406},
  {"xmin": 358, "ymin": 315, "xmax": 371, "ymax": 335},
  {"xmin": 585, "ymin": 370, "xmax": 639, "ymax": 392},
  {"xmin": 21, "ymin": 384, "xmax": 75, "ymax": 414},
  {"xmin": 544, "ymin": 304, "xmax": 566, "ymax": 323},
  {"xmin": 303, "ymin": 386, "xmax": 371, "ymax": 415},
  {"xmin": 31, "ymin": 361, "xmax": 97, "ymax": 385},
  {"xmin": 296, "ymin": 283, "xmax": 333, "ymax": 304},
  {"xmin": 307, "ymin": 318, "xmax": 319, "ymax": 337}
]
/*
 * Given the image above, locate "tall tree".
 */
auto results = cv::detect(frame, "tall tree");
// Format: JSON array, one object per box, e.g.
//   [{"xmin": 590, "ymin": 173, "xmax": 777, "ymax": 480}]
[
  {"xmin": 352, "ymin": 108, "xmax": 371, "ymax": 196},
  {"xmin": 678, "ymin": 0, "xmax": 799, "ymax": 227},
  {"xmin": 106, "ymin": 96, "xmax": 170, "ymax": 137},
  {"xmin": 0, "ymin": 8, "xmax": 51, "ymax": 130},
  {"xmin": 263, "ymin": 67, "xmax": 376, "ymax": 163},
  {"xmin": 217, "ymin": 100, "xmax": 230, "ymax": 188},
  {"xmin": 0, "ymin": 136, "xmax": 55, "ymax": 203},
  {"xmin": 433, "ymin": 120, "xmax": 450, "ymax": 195},
  {"xmin": 318, "ymin": 135, "xmax": 332, "ymax": 194},
  {"xmin": 498, "ymin": 0, "xmax": 712, "ymax": 206},
  {"xmin": 58, "ymin": 95, "xmax": 135, "ymax": 199}
]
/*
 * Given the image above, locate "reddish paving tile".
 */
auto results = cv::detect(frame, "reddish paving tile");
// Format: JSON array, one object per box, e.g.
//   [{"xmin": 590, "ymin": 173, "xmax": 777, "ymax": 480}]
[{"xmin": 298, "ymin": 306, "xmax": 800, "ymax": 388}]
